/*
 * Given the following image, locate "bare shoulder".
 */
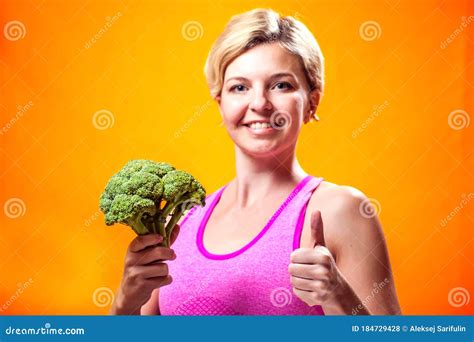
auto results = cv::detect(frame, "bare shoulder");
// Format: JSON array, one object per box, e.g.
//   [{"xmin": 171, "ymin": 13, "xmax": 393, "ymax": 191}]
[
  {"xmin": 301, "ymin": 180, "xmax": 383, "ymax": 259},
  {"xmin": 305, "ymin": 181, "xmax": 401, "ymax": 315},
  {"xmin": 309, "ymin": 180, "xmax": 371, "ymax": 225},
  {"xmin": 312, "ymin": 180, "xmax": 368, "ymax": 207}
]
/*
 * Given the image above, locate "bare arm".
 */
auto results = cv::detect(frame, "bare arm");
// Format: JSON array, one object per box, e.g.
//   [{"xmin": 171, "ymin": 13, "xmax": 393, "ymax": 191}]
[{"xmin": 321, "ymin": 186, "xmax": 402, "ymax": 315}]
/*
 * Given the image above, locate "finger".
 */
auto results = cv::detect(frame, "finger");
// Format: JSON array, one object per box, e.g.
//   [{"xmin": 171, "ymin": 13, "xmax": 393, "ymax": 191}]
[
  {"xmin": 136, "ymin": 263, "xmax": 169, "ymax": 279},
  {"xmin": 293, "ymin": 285, "xmax": 327, "ymax": 307},
  {"xmin": 136, "ymin": 247, "xmax": 176, "ymax": 265},
  {"xmin": 288, "ymin": 263, "xmax": 328, "ymax": 280},
  {"xmin": 144, "ymin": 275, "xmax": 173, "ymax": 287},
  {"xmin": 170, "ymin": 224, "xmax": 180, "ymax": 246},
  {"xmin": 292, "ymin": 287, "xmax": 316, "ymax": 305},
  {"xmin": 291, "ymin": 276, "xmax": 326, "ymax": 292},
  {"xmin": 129, "ymin": 234, "xmax": 163, "ymax": 253},
  {"xmin": 290, "ymin": 247, "xmax": 332, "ymax": 265},
  {"xmin": 311, "ymin": 210, "xmax": 326, "ymax": 248}
]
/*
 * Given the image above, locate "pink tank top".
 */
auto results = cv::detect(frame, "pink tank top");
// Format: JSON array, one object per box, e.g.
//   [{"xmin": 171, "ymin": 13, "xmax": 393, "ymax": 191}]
[{"xmin": 159, "ymin": 175, "xmax": 325, "ymax": 315}]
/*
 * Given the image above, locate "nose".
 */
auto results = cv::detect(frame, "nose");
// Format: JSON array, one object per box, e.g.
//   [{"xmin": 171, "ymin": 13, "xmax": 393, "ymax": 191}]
[{"xmin": 249, "ymin": 88, "xmax": 273, "ymax": 113}]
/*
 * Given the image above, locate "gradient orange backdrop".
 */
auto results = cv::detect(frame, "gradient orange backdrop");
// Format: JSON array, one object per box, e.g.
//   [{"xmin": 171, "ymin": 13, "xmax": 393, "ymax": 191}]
[{"xmin": 0, "ymin": 0, "xmax": 472, "ymax": 315}]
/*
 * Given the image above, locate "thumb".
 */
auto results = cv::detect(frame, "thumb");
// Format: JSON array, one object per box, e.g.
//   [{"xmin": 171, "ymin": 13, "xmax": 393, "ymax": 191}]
[{"xmin": 311, "ymin": 210, "xmax": 326, "ymax": 248}]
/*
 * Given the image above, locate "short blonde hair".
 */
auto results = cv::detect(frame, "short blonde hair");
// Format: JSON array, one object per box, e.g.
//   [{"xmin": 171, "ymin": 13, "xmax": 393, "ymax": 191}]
[{"xmin": 204, "ymin": 8, "xmax": 324, "ymax": 101}]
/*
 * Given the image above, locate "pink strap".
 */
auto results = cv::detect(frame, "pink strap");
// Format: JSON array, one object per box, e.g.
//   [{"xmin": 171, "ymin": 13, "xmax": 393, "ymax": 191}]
[{"xmin": 292, "ymin": 177, "xmax": 324, "ymax": 250}]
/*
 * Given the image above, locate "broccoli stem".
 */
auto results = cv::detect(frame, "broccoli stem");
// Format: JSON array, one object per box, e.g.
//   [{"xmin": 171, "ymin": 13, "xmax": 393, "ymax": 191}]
[
  {"xmin": 156, "ymin": 191, "xmax": 197, "ymax": 246},
  {"xmin": 165, "ymin": 206, "xmax": 185, "ymax": 246},
  {"xmin": 149, "ymin": 219, "xmax": 156, "ymax": 235},
  {"xmin": 144, "ymin": 216, "xmax": 156, "ymax": 234},
  {"xmin": 149, "ymin": 199, "xmax": 167, "ymax": 245},
  {"xmin": 157, "ymin": 219, "xmax": 167, "ymax": 246},
  {"xmin": 161, "ymin": 201, "xmax": 176, "ymax": 219},
  {"xmin": 161, "ymin": 190, "xmax": 190, "ymax": 218},
  {"xmin": 151, "ymin": 212, "xmax": 167, "ymax": 245},
  {"xmin": 130, "ymin": 214, "xmax": 149, "ymax": 236}
]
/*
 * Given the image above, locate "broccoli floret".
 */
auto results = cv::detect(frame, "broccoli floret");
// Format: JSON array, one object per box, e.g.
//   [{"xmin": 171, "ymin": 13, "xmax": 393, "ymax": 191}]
[
  {"xmin": 99, "ymin": 160, "xmax": 206, "ymax": 246},
  {"xmin": 104, "ymin": 194, "xmax": 156, "ymax": 235}
]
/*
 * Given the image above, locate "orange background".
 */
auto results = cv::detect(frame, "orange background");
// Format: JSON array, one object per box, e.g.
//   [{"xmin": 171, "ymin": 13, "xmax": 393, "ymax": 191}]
[{"xmin": 0, "ymin": 0, "xmax": 472, "ymax": 315}]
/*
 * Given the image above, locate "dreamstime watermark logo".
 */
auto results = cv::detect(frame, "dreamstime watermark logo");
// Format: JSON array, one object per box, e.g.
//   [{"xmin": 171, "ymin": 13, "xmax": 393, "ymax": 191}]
[
  {"xmin": 84, "ymin": 12, "xmax": 123, "ymax": 49},
  {"xmin": 359, "ymin": 21, "xmax": 382, "ymax": 41},
  {"xmin": 4, "ymin": 20, "xmax": 26, "ymax": 41},
  {"xmin": 270, "ymin": 110, "xmax": 292, "ymax": 130},
  {"xmin": 92, "ymin": 109, "xmax": 115, "ymax": 130},
  {"xmin": 352, "ymin": 278, "xmax": 389, "ymax": 315},
  {"xmin": 270, "ymin": 287, "xmax": 292, "ymax": 308},
  {"xmin": 359, "ymin": 198, "xmax": 381, "ymax": 218},
  {"xmin": 0, "ymin": 278, "xmax": 34, "ymax": 313},
  {"xmin": 181, "ymin": 21, "xmax": 204, "ymax": 41},
  {"xmin": 83, "ymin": 210, "xmax": 101, "ymax": 229},
  {"xmin": 352, "ymin": 100, "xmax": 389, "ymax": 138},
  {"xmin": 174, "ymin": 100, "xmax": 212, "ymax": 139},
  {"xmin": 0, "ymin": 100, "xmax": 34, "ymax": 136},
  {"xmin": 439, "ymin": 192, "xmax": 473, "ymax": 228},
  {"xmin": 4, "ymin": 197, "xmax": 26, "ymax": 218},
  {"xmin": 448, "ymin": 109, "xmax": 470, "ymax": 130},
  {"xmin": 5, "ymin": 322, "xmax": 85, "ymax": 336},
  {"xmin": 179, "ymin": 199, "xmax": 203, "ymax": 221},
  {"xmin": 448, "ymin": 287, "xmax": 470, "ymax": 308},
  {"xmin": 440, "ymin": 16, "xmax": 474, "ymax": 49},
  {"xmin": 92, "ymin": 287, "xmax": 114, "ymax": 308}
]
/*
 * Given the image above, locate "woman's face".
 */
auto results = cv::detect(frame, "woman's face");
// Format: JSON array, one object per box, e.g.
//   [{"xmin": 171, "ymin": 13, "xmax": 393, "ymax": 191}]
[{"xmin": 217, "ymin": 42, "xmax": 318, "ymax": 158}]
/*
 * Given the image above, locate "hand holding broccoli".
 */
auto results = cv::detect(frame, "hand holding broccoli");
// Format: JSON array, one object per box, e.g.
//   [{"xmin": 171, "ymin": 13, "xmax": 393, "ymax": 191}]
[
  {"xmin": 110, "ymin": 231, "xmax": 179, "ymax": 315},
  {"xmin": 99, "ymin": 160, "xmax": 206, "ymax": 247}
]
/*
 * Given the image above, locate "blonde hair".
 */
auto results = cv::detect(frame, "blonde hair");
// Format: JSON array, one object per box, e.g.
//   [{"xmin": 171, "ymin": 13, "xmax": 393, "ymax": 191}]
[{"xmin": 204, "ymin": 8, "xmax": 324, "ymax": 102}]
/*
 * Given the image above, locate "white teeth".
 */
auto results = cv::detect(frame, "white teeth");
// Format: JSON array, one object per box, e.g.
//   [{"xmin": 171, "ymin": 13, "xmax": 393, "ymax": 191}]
[{"xmin": 249, "ymin": 122, "xmax": 271, "ymax": 130}]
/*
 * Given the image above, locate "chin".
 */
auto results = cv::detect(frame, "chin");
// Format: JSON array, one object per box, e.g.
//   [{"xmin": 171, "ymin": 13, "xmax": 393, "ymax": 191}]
[{"xmin": 237, "ymin": 138, "xmax": 292, "ymax": 158}]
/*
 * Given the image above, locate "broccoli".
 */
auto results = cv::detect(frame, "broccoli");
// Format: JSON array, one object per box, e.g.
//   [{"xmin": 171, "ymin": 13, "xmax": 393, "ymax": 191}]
[{"xmin": 99, "ymin": 160, "xmax": 206, "ymax": 246}]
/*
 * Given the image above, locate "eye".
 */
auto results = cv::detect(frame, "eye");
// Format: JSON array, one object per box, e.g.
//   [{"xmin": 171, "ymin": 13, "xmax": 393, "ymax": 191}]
[
  {"xmin": 229, "ymin": 84, "xmax": 247, "ymax": 93},
  {"xmin": 273, "ymin": 82, "xmax": 293, "ymax": 90}
]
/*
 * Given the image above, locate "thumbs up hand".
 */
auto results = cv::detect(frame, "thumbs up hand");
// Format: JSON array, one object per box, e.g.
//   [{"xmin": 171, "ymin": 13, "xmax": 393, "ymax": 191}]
[{"xmin": 288, "ymin": 210, "xmax": 344, "ymax": 307}]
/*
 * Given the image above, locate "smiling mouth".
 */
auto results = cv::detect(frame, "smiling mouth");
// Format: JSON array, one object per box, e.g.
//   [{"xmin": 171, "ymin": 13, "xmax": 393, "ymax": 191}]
[
  {"xmin": 242, "ymin": 122, "xmax": 280, "ymax": 135},
  {"xmin": 243, "ymin": 122, "xmax": 273, "ymax": 130}
]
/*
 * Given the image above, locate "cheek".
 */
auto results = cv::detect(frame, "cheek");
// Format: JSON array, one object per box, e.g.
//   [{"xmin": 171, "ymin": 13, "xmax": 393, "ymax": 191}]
[
  {"xmin": 220, "ymin": 97, "xmax": 246, "ymax": 125},
  {"xmin": 271, "ymin": 94, "xmax": 305, "ymax": 128},
  {"xmin": 282, "ymin": 93, "xmax": 305, "ymax": 116}
]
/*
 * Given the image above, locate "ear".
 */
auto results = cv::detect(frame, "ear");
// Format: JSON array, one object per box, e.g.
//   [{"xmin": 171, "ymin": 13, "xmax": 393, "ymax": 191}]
[
  {"xmin": 304, "ymin": 90, "xmax": 321, "ymax": 124},
  {"xmin": 215, "ymin": 95, "xmax": 224, "ymax": 119}
]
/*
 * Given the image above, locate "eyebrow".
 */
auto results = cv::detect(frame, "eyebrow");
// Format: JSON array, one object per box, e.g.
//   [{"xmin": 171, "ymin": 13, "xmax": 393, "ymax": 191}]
[{"xmin": 225, "ymin": 72, "xmax": 296, "ymax": 84}]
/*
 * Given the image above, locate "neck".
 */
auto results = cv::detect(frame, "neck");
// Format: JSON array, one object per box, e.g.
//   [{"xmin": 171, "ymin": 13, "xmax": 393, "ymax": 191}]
[{"xmin": 231, "ymin": 145, "xmax": 307, "ymax": 209}]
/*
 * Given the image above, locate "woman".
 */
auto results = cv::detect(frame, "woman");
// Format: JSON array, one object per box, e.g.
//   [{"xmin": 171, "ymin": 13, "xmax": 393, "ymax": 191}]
[{"xmin": 110, "ymin": 8, "xmax": 401, "ymax": 316}]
